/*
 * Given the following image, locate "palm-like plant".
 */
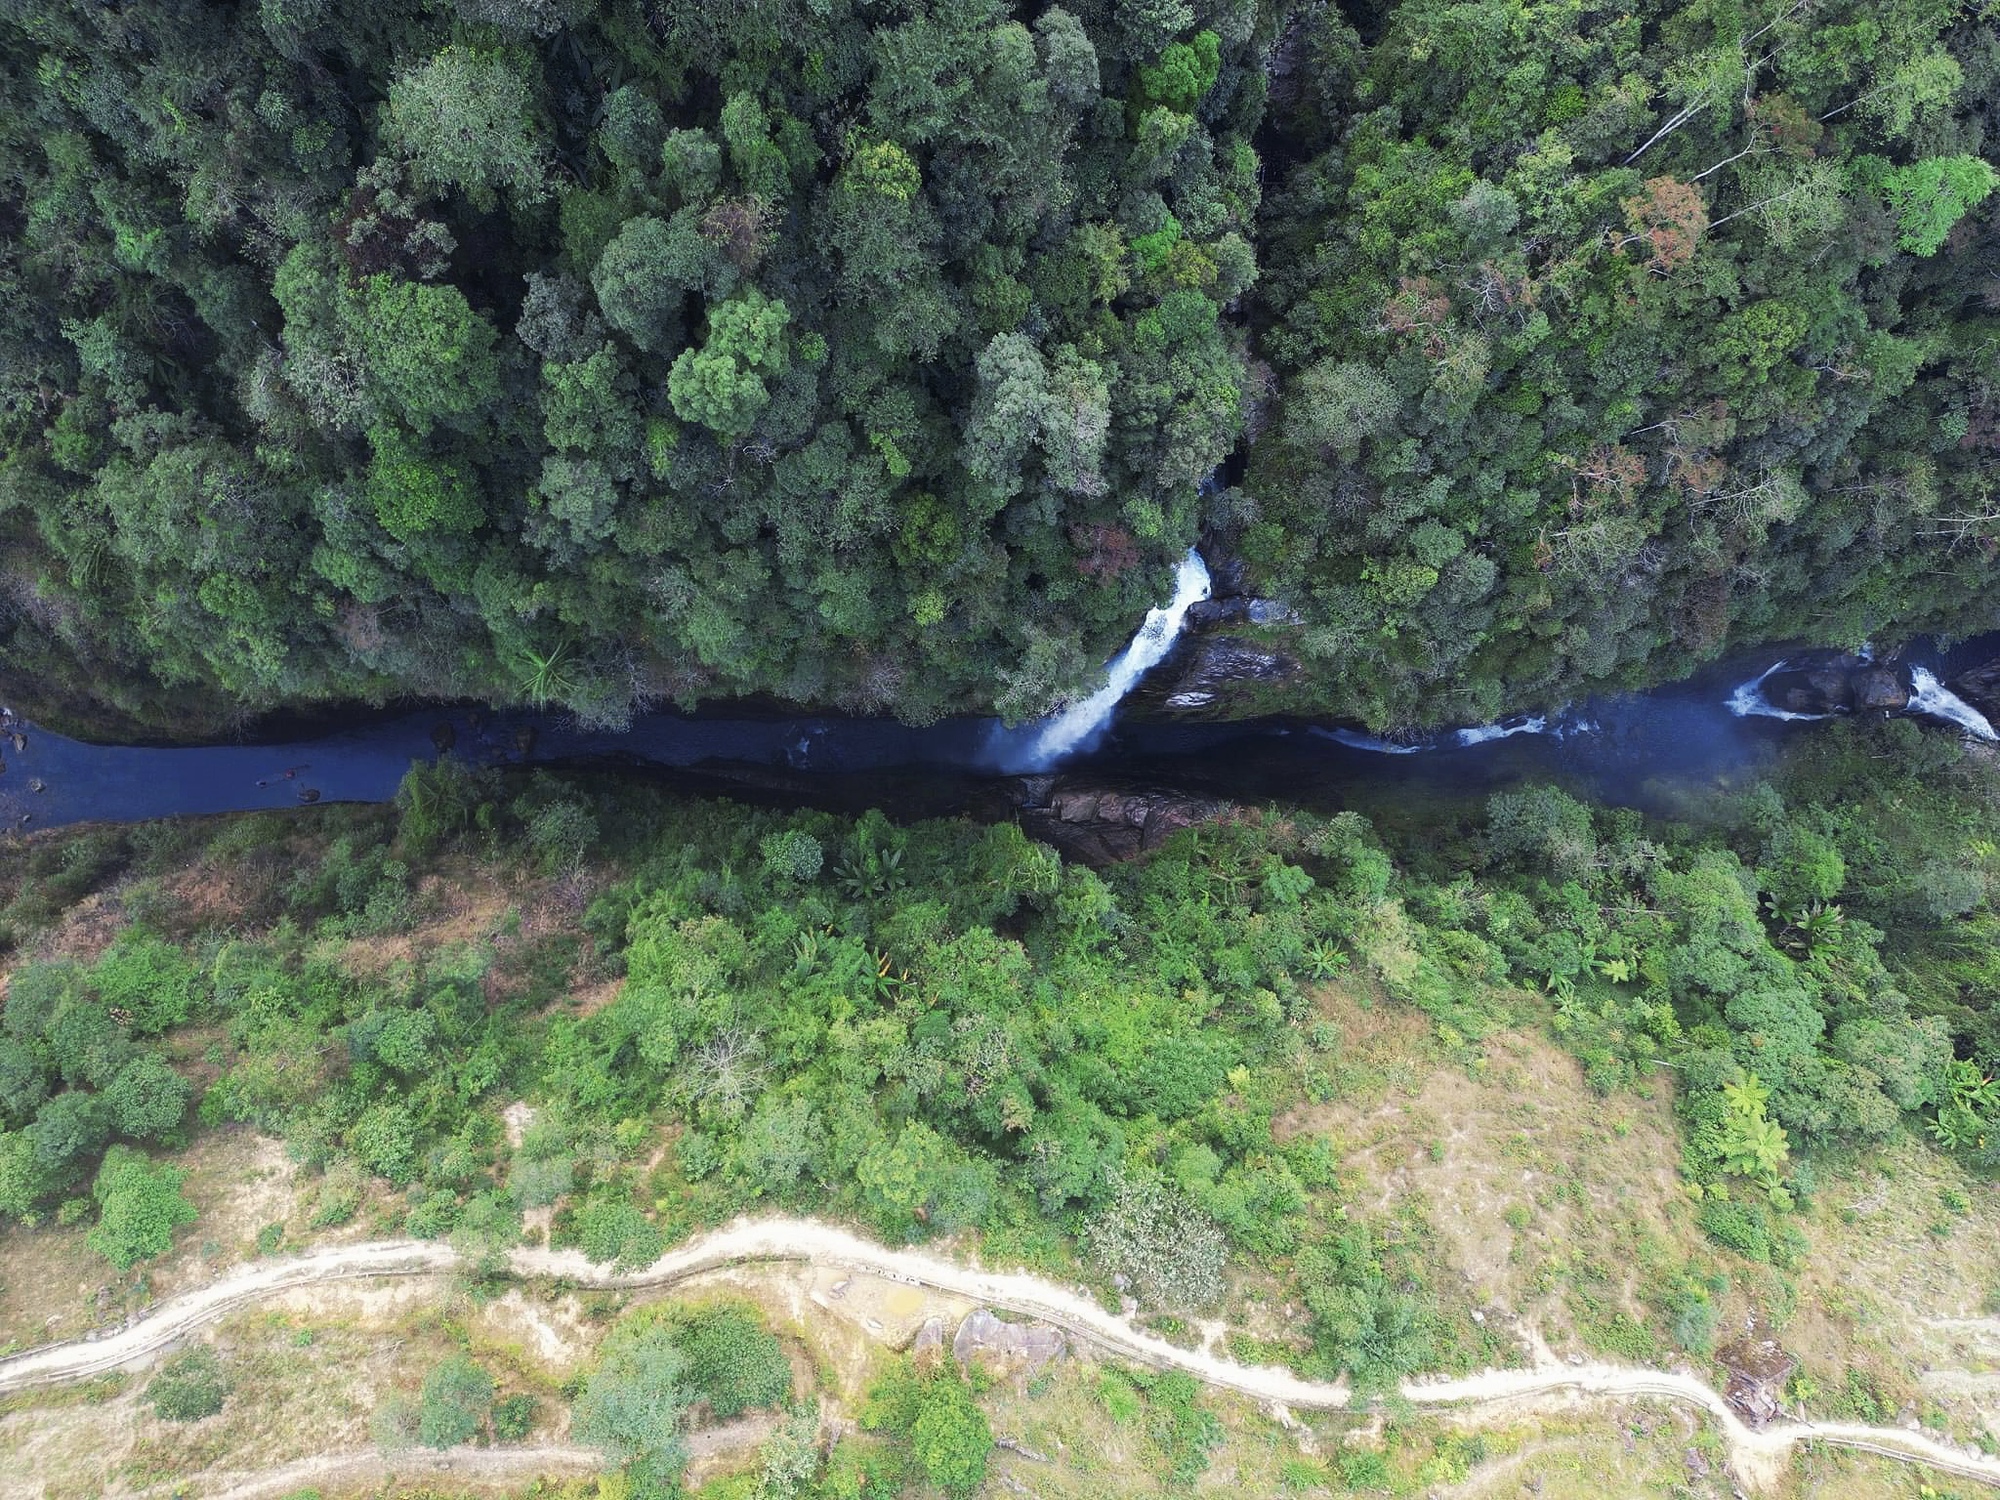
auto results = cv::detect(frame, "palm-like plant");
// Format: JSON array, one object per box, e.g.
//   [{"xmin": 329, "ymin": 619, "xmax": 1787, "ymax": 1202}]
[
  {"xmin": 1304, "ymin": 940, "xmax": 1349, "ymax": 980},
  {"xmin": 1719, "ymin": 1111, "xmax": 1790, "ymax": 1182},
  {"xmin": 834, "ymin": 845, "xmax": 904, "ymax": 900},
  {"xmin": 515, "ymin": 639, "xmax": 580, "ymax": 709},
  {"xmin": 1722, "ymin": 1072, "xmax": 1772, "ymax": 1119}
]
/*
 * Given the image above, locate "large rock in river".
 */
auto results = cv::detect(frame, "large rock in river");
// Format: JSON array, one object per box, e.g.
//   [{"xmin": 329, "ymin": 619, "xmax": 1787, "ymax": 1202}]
[
  {"xmin": 1137, "ymin": 633, "xmax": 1300, "ymax": 718},
  {"xmin": 1954, "ymin": 655, "xmax": 2000, "ymax": 723},
  {"xmin": 1014, "ymin": 776, "xmax": 1230, "ymax": 864},
  {"xmin": 1851, "ymin": 667, "xmax": 1910, "ymax": 711}
]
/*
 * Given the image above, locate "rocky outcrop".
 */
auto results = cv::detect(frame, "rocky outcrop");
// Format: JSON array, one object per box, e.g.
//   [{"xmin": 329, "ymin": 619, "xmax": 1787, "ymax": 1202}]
[
  {"xmin": 1953, "ymin": 655, "xmax": 2000, "ymax": 723},
  {"xmin": 1014, "ymin": 776, "xmax": 1230, "ymax": 864},
  {"xmin": 1850, "ymin": 667, "xmax": 1910, "ymax": 712},
  {"xmin": 1718, "ymin": 1335, "xmax": 1795, "ymax": 1430},
  {"xmin": 951, "ymin": 1308, "xmax": 1066, "ymax": 1380},
  {"xmin": 1144, "ymin": 634, "xmax": 1300, "ymax": 718},
  {"xmin": 1758, "ymin": 654, "xmax": 1908, "ymax": 715}
]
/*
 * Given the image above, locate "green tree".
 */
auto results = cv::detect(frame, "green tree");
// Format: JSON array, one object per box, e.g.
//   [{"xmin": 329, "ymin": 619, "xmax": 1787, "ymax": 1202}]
[
  {"xmin": 383, "ymin": 46, "xmax": 552, "ymax": 207},
  {"xmin": 1284, "ymin": 360, "xmax": 1400, "ymax": 453},
  {"xmin": 1880, "ymin": 155, "xmax": 1998, "ymax": 256},
  {"xmin": 88, "ymin": 1146, "xmax": 198, "ymax": 1271},
  {"xmin": 592, "ymin": 212, "xmax": 729, "ymax": 352},
  {"xmin": 572, "ymin": 1318, "xmax": 691, "ymax": 1496},
  {"xmin": 908, "ymin": 1376, "xmax": 992, "ymax": 1499},
  {"xmin": 366, "ymin": 426, "xmax": 484, "ymax": 542},
  {"xmin": 352, "ymin": 278, "xmax": 502, "ymax": 435},
  {"xmin": 667, "ymin": 290, "xmax": 791, "ymax": 435},
  {"xmin": 419, "ymin": 1354, "xmax": 495, "ymax": 1448},
  {"xmin": 104, "ymin": 1055, "xmax": 192, "ymax": 1142}
]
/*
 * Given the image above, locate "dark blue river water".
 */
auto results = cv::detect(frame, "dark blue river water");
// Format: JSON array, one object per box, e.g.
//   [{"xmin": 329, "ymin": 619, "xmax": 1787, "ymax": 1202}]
[{"xmin": 3, "ymin": 637, "xmax": 1992, "ymax": 834}]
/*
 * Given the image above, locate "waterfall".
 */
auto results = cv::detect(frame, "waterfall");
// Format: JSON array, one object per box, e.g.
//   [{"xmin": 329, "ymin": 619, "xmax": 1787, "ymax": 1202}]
[
  {"xmin": 1003, "ymin": 550, "xmax": 1212, "ymax": 770},
  {"xmin": 1908, "ymin": 667, "xmax": 1999, "ymax": 740},
  {"xmin": 1725, "ymin": 660, "xmax": 1831, "ymax": 722}
]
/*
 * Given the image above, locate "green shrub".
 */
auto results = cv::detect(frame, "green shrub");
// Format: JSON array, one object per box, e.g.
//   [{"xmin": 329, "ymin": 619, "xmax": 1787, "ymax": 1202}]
[
  {"xmin": 147, "ymin": 1346, "xmax": 228, "ymax": 1421},
  {"xmin": 492, "ymin": 1392, "xmax": 539, "ymax": 1442},
  {"xmin": 418, "ymin": 1354, "xmax": 494, "ymax": 1448},
  {"xmin": 759, "ymin": 829, "xmax": 824, "ymax": 882},
  {"xmin": 1697, "ymin": 1197, "xmax": 1770, "ymax": 1261},
  {"xmin": 1083, "ymin": 1173, "xmax": 1226, "ymax": 1312},
  {"xmin": 864, "ymin": 1365, "xmax": 991, "ymax": 1500},
  {"xmin": 669, "ymin": 1301, "xmax": 791, "ymax": 1418}
]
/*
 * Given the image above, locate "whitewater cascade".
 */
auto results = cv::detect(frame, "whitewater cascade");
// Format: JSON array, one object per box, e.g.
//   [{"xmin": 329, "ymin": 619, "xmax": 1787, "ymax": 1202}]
[
  {"xmin": 1908, "ymin": 667, "xmax": 1999, "ymax": 740},
  {"xmin": 1013, "ymin": 550, "xmax": 1212, "ymax": 768},
  {"xmin": 1725, "ymin": 660, "xmax": 1832, "ymax": 723}
]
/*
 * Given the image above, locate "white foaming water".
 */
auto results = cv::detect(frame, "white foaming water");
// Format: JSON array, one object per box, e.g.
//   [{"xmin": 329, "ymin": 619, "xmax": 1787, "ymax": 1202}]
[
  {"xmin": 1726, "ymin": 660, "xmax": 1831, "ymax": 722},
  {"xmin": 1010, "ymin": 550, "xmax": 1212, "ymax": 768},
  {"xmin": 1309, "ymin": 726, "xmax": 1428, "ymax": 755},
  {"xmin": 1908, "ymin": 667, "xmax": 1998, "ymax": 740},
  {"xmin": 1456, "ymin": 715, "xmax": 1548, "ymax": 746}
]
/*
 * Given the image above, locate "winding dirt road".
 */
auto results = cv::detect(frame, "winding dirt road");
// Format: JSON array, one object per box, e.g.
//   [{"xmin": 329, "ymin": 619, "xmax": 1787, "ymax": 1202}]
[{"xmin": 3, "ymin": 1216, "xmax": 1995, "ymax": 1492}]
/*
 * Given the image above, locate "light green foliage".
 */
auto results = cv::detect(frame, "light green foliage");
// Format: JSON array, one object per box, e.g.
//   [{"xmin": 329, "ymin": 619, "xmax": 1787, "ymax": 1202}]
[
  {"xmin": 1294, "ymin": 1221, "xmax": 1432, "ymax": 1393},
  {"xmin": 1285, "ymin": 359, "xmax": 1399, "ymax": 452},
  {"xmin": 1136, "ymin": 31, "xmax": 1220, "ymax": 113},
  {"xmin": 147, "ymin": 1346, "xmax": 229, "ymax": 1422},
  {"xmin": 88, "ymin": 1146, "xmax": 198, "ymax": 1270},
  {"xmin": 572, "ymin": 1316, "xmax": 691, "ymax": 1493},
  {"xmin": 352, "ymin": 278, "xmax": 502, "ymax": 435},
  {"xmin": 366, "ymin": 426, "xmax": 484, "ymax": 541},
  {"xmin": 1880, "ymin": 155, "xmax": 1998, "ymax": 255},
  {"xmin": 759, "ymin": 1400, "xmax": 822, "ymax": 1499},
  {"xmin": 759, "ymin": 829, "xmax": 824, "ymax": 882},
  {"xmin": 384, "ymin": 46, "xmax": 551, "ymax": 206},
  {"xmin": 1084, "ymin": 1172, "xmax": 1227, "ymax": 1311},
  {"xmin": 842, "ymin": 136, "xmax": 920, "ymax": 203},
  {"xmin": 668, "ymin": 290, "xmax": 791, "ymax": 435},
  {"xmin": 526, "ymin": 798, "xmax": 598, "ymax": 875},
  {"xmin": 664, "ymin": 1300, "xmax": 792, "ymax": 1418}
]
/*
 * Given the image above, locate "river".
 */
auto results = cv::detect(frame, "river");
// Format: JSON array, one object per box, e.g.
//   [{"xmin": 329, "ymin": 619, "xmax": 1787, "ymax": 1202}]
[{"xmin": 1, "ymin": 639, "xmax": 1993, "ymax": 835}]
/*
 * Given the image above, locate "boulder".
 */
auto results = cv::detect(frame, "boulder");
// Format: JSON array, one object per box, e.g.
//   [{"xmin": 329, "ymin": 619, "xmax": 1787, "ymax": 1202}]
[
  {"xmin": 1954, "ymin": 655, "xmax": 2000, "ymax": 723},
  {"xmin": 1015, "ymin": 777, "xmax": 1230, "ymax": 864},
  {"xmin": 951, "ymin": 1308, "xmax": 1065, "ymax": 1379},
  {"xmin": 1718, "ymin": 1336, "xmax": 1795, "ymax": 1429},
  {"xmin": 910, "ymin": 1315, "xmax": 948, "ymax": 1373},
  {"xmin": 1136, "ymin": 634, "xmax": 1299, "ymax": 719},
  {"xmin": 1802, "ymin": 668, "xmax": 1854, "ymax": 710},
  {"xmin": 1851, "ymin": 667, "xmax": 1910, "ymax": 712}
]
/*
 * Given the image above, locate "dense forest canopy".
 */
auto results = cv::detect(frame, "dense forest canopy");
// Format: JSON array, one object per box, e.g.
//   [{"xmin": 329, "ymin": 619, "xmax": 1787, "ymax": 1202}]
[{"xmin": 0, "ymin": 0, "xmax": 1994, "ymax": 734}]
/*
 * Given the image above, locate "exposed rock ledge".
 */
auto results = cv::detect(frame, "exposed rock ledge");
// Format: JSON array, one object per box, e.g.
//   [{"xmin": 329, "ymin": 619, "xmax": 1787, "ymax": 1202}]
[{"xmin": 1013, "ymin": 775, "xmax": 1230, "ymax": 865}]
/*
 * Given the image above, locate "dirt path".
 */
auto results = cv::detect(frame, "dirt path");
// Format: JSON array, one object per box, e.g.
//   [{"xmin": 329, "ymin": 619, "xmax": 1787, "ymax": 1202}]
[{"xmin": 3, "ymin": 1216, "xmax": 1995, "ymax": 1492}]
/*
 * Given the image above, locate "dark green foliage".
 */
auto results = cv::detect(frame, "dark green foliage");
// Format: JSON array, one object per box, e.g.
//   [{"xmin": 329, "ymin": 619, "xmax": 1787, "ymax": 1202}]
[
  {"xmin": 666, "ymin": 1301, "xmax": 792, "ymax": 1419},
  {"xmin": 862, "ymin": 1365, "xmax": 993, "ymax": 1500},
  {"xmin": 146, "ymin": 1346, "xmax": 229, "ymax": 1422},
  {"xmin": 417, "ymin": 1354, "xmax": 495, "ymax": 1448},
  {"xmin": 0, "ymin": 0, "xmax": 1253, "ymax": 733},
  {"xmin": 89, "ymin": 1146, "xmax": 198, "ymax": 1270},
  {"xmin": 1247, "ymin": 0, "xmax": 2000, "ymax": 731}
]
